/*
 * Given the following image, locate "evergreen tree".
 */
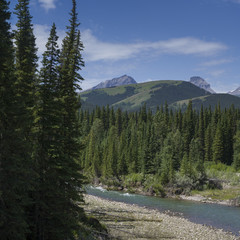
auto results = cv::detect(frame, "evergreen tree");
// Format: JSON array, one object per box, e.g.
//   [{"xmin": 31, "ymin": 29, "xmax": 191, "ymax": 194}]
[
  {"xmin": 117, "ymin": 129, "xmax": 128, "ymax": 175},
  {"xmin": 204, "ymin": 125, "xmax": 212, "ymax": 162},
  {"xmin": 116, "ymin": 108, "xmax": 122, "ymax": 136},
  {"xmin": 143, "ymin": 123, "xmax": 155, "ymax": 174},
  {"xmin": 128, "ymin": 126, "xmax": 139, "ymax": 173},
  {"xmin": 183, "ymin": 100, "xmax": 194, "ymax": 154},
  {"xmin": 189, "ymin": 138, "xmax": 205, "ymax": 178},
  {"xmin": 87, "ymin": 119, "xmax": 104, "ymax": 176},
  {"xmin": 52, "ymin": 0, "xmax": 86, "ymax": 238},
  {"xmin": 140, "ymin": 103, "xmax": 147, "ymax": 123},
  {"xmin": 222, "ymin": 115, "xmax": 234, "ymax": 165},
  {"xmin": 0, "ymin": 1, "xmax": 30, "ymax": 239},
  {"xmin": 171, "ymin": 130, "xmax": 184, "ymax": 170},
  {"xmin": 13, "ymin": 0, "xmax": 38, "ymax": 237},
  {"xmin": 212, "ymin": 122, "xmax": 224, "ymax": 163},
  {"xmin": 102, "ymin": 126, "xmax": 118, "ymax": 177},
  {"xmin": 160, "ymin": 145, "xmax": 174, "ymax": 184},
  {"xmin": 33, "ymin": 23, "xmax": 66, "ymax": 240},
  {"xmin": 14, "ymin": 0, "xmax": 38, "ymax": 134},
  {"xmin": 233, "ymin": 123, "xmax": 240, "ymax": 171},
  {"xmin": 180, "ymin": 152, "xmax": 190, "ymax": 177},
  {"xmin": 198, "ymin": 105, "xmax": 205, "ymax": 161}
]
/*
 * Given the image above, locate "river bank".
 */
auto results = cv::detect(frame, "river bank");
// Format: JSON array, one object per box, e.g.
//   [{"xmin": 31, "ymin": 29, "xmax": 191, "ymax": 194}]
[
  {"xmin": 84, "ymin": 194, "xmax": 239, "ymax": 240},
  {"xmin": 98, "ymin": 182, "xmax": 240, "ymax": 207},
  {"xmin": 94, "ymin": 172, "xmax": 240, "ymax": 207}
]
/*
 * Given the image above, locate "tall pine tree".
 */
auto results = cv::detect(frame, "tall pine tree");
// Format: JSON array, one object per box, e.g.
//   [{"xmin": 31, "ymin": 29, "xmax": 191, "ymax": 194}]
[
  {"xmin": 33, "ymin": 23, "xmax": 66, "ymax": 240},
  {"xmin": 56, "ymin": 0, "xmax": 87, "ymax": 238},
  {"xmin": 233, "ymin": 122, "xmax": 240, "ymax": 171},
  {"xmin": 0, "ymin": 1, "xmax": 30, "ymax": 239}
]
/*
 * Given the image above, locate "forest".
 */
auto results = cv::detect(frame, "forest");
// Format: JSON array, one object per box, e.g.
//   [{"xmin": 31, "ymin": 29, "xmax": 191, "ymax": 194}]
[{"xmin": 80, "ymin": 103, "xmax": 240, "ymax": 192}]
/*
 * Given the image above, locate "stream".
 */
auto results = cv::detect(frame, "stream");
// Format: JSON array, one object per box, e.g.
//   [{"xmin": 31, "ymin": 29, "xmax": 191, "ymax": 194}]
[{"xmin": 86, "ymin": 186, "xmax": 240, "ymax": 236}]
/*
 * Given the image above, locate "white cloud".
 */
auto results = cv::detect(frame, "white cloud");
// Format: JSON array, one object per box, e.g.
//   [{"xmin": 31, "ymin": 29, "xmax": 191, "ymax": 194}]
[
  {"xmin": 33, "ymin": 26, "xmax": 227, "ymax": 63},
  {"xmin": 201, "ymin": 59, "xmax": 232, "ymax": 67},
  {"xmin": 82, "ymin": 29, "xmax": 227, "ymax": 62},
  {"xmin": 33, "ymin": 24, "xmax": 65, "ymax": 56},
  {"xmin": 39, "ymin": 0, "xmax": 57, "ymax": 11}
]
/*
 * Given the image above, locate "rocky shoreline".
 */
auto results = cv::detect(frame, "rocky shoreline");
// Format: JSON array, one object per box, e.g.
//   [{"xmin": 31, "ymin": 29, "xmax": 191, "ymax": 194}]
[
  {"xmin": 84, "ymin": 194, "xmax": 239, "ymax": 240},
  {"xmin": 99, "ymin": 183, "xmax": 239, "ymax": 207},
  {"xmin": 177, "ymin": 194, "xmax": 236, "ymax": 206}
]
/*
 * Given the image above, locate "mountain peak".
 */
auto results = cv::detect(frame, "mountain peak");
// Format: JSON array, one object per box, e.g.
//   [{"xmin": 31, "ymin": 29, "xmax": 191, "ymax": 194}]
[
  {"xmin": 190, "ymin": 76, "xmax": 215, "ymax": 94},
  {"xmin": 91, "ymin": 75, "xmax": 137, "ymax": 90},
  {"xmin": 228, "ymin": 86, "xmax": 240, "ymax": 97}
]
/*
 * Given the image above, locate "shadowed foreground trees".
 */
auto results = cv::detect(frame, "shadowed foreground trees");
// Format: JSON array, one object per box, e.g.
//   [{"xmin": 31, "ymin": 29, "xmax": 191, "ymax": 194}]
[
  {"xmin": 0, "ymin": 0, "xmax": 95, "ymax": 239},
  {"xmin": 0, "ymin": 0, "xmax": 30, "ymax": 239}
]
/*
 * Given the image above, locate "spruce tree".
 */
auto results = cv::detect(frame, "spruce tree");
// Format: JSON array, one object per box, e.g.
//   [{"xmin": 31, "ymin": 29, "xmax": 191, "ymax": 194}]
[
  {"xmin": 204, "ymin": 125, "xmax": 212, "ymax": 162},
  {"xmin": 9, "ymin": 0, "xmax": 38, "ymax": 238},
  {"xmin": 198, "ymin": 105, "xmax": 205, "ymax": 161},
  {"xmin": 33, "ymin": 23, "xmax": 66, "ymax": 240},
  {"xmin": 118, "ymin": 129, "xmax": 128, "ymax": 175},
  {"xmin": 180, "ymin": 152, "xmax": 190, "ymax": 177},
  {"xmin": 183, "ymin": 100, "xmax": 194, "ymax": 154},
  {"xmin": 106, "ymin": 126, "xmax": 118, "ymax": 177},
  {"xmin": 0, "ymin": 1, "xmax": 30, "ymax": 239},
  {"xmin": 233, "ymin": 123, "xmax": 240, "ymax": 171},
  {"xmin": 87, "ymin": 119, "xmax": 104, "ymax": 176},
  {"xmin": 54, "ymin": 0, "xmax": 86, "ymax": 238},
  {"xmin": 160, "ymin": 145, "xmax": 174, "ymax": 184},
  {"xmin": 14, "ymin": 0, "xmax": 38, "ymax": 131},
  {"xmin": 212, "ymin": 122, "xmax": 224, "ymax": 163}
]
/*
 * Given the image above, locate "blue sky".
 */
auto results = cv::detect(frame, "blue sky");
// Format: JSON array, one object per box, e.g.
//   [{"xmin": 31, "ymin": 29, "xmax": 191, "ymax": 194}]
[{"xmin": 9, "ymin": 0, "xmax": 240, "ymax": 92}]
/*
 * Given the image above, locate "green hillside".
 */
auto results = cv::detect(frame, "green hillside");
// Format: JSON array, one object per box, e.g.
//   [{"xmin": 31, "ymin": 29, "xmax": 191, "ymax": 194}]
[{"xmin": 80, "ymin": 80, "xmax": 210, "ymax": 111}]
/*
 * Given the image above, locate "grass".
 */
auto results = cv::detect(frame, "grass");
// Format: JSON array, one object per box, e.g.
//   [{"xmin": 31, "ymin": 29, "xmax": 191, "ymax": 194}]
[
  {"xmin": 113, "ymin": 90, "xmax": 152, "ymax": 110},
  {"xmin": 190, "ymin": 162, "xmax": 240, "ymax": 202},
  {"xmin": 98, "ymin": 86, "xmax": 127, "ymax": 96}
]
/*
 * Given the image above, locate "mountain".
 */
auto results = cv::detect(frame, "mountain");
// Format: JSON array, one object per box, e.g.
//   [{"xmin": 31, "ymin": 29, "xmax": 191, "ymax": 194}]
[
  {"xmin": 80, "ymin": 79, "xmax": 240, "ymax": 112},
  {"xmin": 80, "ymin": 80, "xmax": 211, "ymax": 111},
  {"xmin": 190, "ymin": 76, "xmax": 215, "ymax": 94},
  {"xmin": 91, "ymin": 75, "xmax": 137, "ymax": 90},
  {"xmin": 228, "ymin": 87, "xmax": 240, "ymax": 97}
]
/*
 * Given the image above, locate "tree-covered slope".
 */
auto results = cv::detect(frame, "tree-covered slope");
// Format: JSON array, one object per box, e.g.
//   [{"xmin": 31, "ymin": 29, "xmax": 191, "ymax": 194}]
[{"xmin": 171, "ymin": 94, "xmax": 240, "ymax": 111}]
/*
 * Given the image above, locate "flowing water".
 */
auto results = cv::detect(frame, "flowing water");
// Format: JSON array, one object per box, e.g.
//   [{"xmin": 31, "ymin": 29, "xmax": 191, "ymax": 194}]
[{"xmin": 86, "ymin": 186, "xmax": 240, "ymax": 236}]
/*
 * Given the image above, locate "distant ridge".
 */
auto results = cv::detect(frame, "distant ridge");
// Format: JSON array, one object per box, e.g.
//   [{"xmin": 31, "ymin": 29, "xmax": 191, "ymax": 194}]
[
  {"xmin": 91, "ymin": 75, "xmax": 137, "ymax": 90},
  {"xmin": 190, "ymin": 76, "xmax": 215, "ymax": 94},
  {"xmin": 228, "ymin": 86, "xmax": 240, "ymax": 97},
  {"xmin": 80, "ymin": 80, "xmax": 212, "ymax": 111}
]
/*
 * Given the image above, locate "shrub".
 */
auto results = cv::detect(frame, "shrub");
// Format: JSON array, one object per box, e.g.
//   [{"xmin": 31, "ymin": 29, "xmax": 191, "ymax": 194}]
[{"xmin": 123, "ymin": 173, "xmax": 144, "ymax": 187}]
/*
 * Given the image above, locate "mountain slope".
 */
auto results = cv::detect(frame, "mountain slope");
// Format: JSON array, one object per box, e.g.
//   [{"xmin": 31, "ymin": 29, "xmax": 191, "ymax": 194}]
[
  {"xmin": 91, "ymin": 75, "xmax": 137, "ymax": 90},
  {"xmin": 171, "ymin": 94, "xmax": 240, "ymax": 110},
  {"xmin": 228, "ymin": 87, "xmax": 240, "ymax": 97},
  {"xmin": 80, "ymin": 80, "xmax": 211, "ymax": 111}
]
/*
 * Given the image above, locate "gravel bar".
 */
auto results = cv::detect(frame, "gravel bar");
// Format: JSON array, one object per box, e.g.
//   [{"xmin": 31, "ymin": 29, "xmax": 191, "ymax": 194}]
[{"xmin": 84, "ymin": 194, "xmax": 239, "ymax": 240}]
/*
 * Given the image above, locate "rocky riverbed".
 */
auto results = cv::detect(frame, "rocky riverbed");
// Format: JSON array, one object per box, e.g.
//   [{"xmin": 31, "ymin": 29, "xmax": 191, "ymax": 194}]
[{"xmin": 84, "ymin": 194, "xmax": 239, "ymax": 240}]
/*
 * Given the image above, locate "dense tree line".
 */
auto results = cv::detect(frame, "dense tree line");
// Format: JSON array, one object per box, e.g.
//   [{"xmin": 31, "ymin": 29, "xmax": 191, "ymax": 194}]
[
  {"xmin": 80, "ymin": 103, "xmax": 240, "ymax": 184},
  {"xmin": 0, "ymin": 0, "xmax": 91, "ymax": 239}
]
